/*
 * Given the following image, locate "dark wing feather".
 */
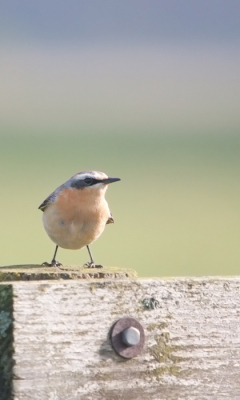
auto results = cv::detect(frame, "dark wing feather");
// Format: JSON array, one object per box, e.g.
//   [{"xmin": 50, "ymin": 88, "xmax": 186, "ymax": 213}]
[{"xmin": 38, "ymin": 192, "xmax": 58, "ymax": 212}]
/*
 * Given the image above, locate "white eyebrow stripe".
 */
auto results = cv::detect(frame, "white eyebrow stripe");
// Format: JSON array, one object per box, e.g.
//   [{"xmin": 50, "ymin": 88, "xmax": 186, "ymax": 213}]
[
  {"xmin": 72, "ymin": 172, "xmax": 108, "ymax": 180},
  {"xmin": 73, "ymin": 173, "xmax": 97, "ymax": 180}
]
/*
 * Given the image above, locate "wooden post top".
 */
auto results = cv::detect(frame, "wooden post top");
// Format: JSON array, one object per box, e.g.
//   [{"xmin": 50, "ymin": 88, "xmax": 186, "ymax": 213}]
[{"xmin": 0, "ymin": 264, "xmax": 138, "ymax": 282}]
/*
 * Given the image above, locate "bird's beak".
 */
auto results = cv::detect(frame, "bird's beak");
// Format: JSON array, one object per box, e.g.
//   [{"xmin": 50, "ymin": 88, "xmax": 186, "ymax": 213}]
[{"xmin": 103, "ymin": 177, "xmax": 121, "ymax": 185}]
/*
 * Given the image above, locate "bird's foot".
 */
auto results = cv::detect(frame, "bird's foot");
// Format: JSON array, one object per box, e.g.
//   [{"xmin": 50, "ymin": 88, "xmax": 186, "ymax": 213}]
[
  {"xmin": 84, "ymin": 262, "xmax": 103, "ymax": 269},
  {"xmin": 42, "ymin": 260, "xmax": 62, "ymax": 267}
]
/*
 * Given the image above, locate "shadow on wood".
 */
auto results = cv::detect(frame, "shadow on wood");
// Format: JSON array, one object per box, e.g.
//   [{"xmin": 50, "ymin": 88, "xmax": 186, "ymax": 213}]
[{"xmin": 0, "ymin": 285, "xmax": 13, "ymax": 400}]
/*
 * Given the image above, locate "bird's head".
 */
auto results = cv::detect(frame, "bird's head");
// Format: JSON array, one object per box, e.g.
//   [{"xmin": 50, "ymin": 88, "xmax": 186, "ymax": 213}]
[{"xmin": 69, "ymin": 171, "xmax": 120, "ymax": 193}]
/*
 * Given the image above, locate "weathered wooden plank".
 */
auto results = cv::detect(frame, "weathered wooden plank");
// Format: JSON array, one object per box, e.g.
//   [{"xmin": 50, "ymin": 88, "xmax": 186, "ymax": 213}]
[{"xmin": 2, "ymin": 277, "xmax": 240, "ymax": 399}]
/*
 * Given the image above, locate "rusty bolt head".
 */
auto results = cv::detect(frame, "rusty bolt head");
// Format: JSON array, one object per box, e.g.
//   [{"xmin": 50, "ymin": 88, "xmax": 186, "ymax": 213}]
[{"xmin": 110, "ymin": 317, "xmax": 145, "ymax": 358}]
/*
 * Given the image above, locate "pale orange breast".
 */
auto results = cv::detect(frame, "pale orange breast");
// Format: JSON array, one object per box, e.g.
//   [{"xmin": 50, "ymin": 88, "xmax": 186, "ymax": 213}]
[{"xmin": 43, "ymin": 187, "xmax": 110, "ymax": 249}]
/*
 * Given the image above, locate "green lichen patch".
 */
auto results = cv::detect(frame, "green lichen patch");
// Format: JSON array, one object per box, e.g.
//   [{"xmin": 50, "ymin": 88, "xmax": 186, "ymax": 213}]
[
  {"xmin": 150, "ymin": 365, "xmax": 181, "ymax": 378},
  {"xmin": 147, "ymin": 322, "xmax": 168, "ymax": 332},
  {"xmin": 150, "ymin": 331, "xmax": 183, "ymax": 365},
  {"xmin": 147, "ymin": 330, "xmax": 184, "ymax": 380},
  {"xmin": 93, "ymin": 371, "xmax": 114, "ymax": 382}
]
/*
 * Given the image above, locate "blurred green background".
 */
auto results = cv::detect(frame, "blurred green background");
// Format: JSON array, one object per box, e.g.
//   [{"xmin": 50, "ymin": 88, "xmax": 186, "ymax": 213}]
[{"xmin": 0, "ymin": 1, "xmax": 240, "ymax": 276}]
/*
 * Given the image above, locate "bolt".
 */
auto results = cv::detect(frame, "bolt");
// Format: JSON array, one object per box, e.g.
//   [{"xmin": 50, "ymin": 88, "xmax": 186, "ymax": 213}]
[
  {"xmin": 110, "ymin": 317, "xmax": 145, "ymax": 358},
  {"xmin": 122, "ymin": 326, "xmax": 140, "ymax": 346}
]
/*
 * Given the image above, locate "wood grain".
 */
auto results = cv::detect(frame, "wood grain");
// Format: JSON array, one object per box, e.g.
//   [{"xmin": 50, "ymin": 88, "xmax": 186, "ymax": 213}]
[{"xmin": 2, "ymin": 276, "xmax": 240, "ymax": 399}]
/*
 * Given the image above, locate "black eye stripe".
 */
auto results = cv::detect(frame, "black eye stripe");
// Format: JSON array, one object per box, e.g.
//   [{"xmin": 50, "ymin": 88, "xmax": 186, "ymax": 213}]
[
  {"xmin": 84, "ymin": 178, "xmax": 102, "ymax": 186},
  {"xmin": 84, "ymin": 178, "xmax": 93, "ymax": 185},
  {"xmin": 71, "ymin": 177, "xmax": 102, "ymax": 189}
]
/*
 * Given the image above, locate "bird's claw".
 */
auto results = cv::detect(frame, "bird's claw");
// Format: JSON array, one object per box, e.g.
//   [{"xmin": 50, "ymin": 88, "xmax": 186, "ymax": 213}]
[
  {"xmin": 42, "ymin": 260, "xmax": 62, "ymax": 267},
  {"xmin": 84, "ymin": 262, "xmax": 103, "ymax": 269}
]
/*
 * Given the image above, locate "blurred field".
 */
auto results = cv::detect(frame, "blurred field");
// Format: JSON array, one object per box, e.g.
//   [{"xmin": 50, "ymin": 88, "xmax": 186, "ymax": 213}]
[{"xmin": 0, "ymin": 131, "xmax": 239, "ymax": 277}]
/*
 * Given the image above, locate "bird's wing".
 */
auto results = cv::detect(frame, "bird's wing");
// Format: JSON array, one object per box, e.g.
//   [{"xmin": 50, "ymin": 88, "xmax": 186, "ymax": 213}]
[
  {"xmin": 106, "ymin": 213, "xmax": 114, "ymax": 224},
  {"xmin": 38, "ymin": 191, "xmax": 58, "ymax": 212}
]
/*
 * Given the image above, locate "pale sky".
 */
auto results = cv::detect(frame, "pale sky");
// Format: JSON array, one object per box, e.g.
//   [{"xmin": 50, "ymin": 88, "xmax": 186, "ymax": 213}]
[{"xmin": 1, "ymin": 1, "xmax": 240, "ymax": 45}]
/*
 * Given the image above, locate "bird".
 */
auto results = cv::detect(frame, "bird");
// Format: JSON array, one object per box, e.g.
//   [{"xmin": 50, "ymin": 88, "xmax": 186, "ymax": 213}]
[{"xmin": 39, "ymin": 170, "xmax": 120, "ymax": 268}]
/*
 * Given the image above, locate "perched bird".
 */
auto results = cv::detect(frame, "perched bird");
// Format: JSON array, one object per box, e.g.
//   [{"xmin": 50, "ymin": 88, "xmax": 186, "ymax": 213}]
[{"xmin": 39, "ymin": 171, "xmax": 120, "ymax": 268}]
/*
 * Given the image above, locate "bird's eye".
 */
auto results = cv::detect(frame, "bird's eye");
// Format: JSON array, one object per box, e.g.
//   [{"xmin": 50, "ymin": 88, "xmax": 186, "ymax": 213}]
[{"xmin": 84, "ymin": 177, "xmax": 93, "ymax": 185}]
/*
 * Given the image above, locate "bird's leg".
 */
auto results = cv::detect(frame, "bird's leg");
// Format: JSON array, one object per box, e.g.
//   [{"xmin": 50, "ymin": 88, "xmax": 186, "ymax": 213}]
[
  {"xmin": 87, "ymin": 245, "xmax": 94, "ymax": 264},
  {"xmin": 51, "ymin": 245, "xmax": 62, "ymax": 266},
  {"xmin": 42, "ymin": 245, "xmax": 62, "ymax": 267},
  {"xmin": 84, "ymin": 245, "xmax": 103, "ymax": 268}
]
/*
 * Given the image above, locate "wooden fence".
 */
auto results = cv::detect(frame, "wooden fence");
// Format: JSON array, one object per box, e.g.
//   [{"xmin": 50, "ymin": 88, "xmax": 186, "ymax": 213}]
[{"xmin": 1, "ymin": 265, "xmax": 240, "ymax": 399}]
